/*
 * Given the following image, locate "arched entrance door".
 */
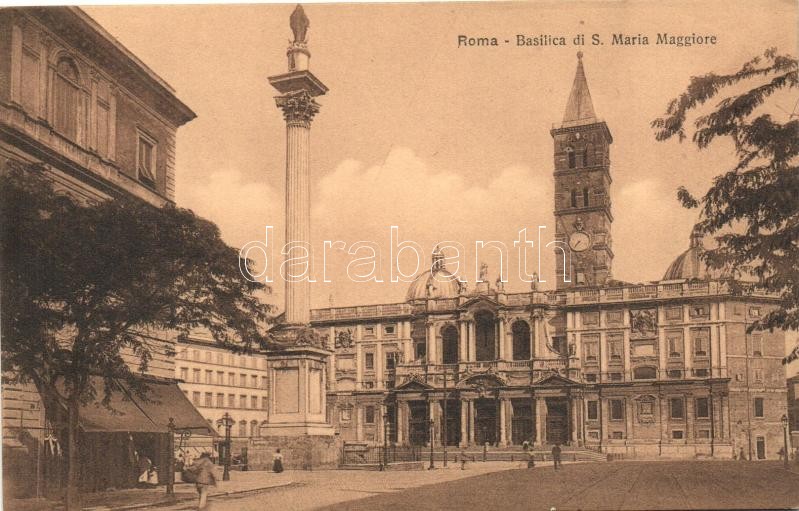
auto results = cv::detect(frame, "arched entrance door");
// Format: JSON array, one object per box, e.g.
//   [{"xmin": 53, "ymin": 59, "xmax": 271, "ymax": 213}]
[
  {"xmin": 441, "ymin": 326, "xmax": 459, "ymax": 365},
  {"xmin": 475, "ymin": 311, "xmax": 496, "ymax": 361}
]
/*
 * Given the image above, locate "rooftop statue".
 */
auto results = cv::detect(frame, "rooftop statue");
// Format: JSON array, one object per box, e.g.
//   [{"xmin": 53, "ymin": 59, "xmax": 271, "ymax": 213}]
[{"xmin": 290, "ymin": 4, "xmax": 310, "ymax": 44}]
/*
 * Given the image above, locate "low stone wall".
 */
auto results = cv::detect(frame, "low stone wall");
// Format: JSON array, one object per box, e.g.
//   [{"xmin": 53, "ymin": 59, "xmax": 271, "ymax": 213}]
[{"xmin": 244, "ymin": 435, "xmax": 343, "ymax": 470}]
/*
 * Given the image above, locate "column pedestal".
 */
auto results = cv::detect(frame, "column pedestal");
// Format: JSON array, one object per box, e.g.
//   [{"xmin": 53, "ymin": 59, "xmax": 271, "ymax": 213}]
[{"xmin": 262, "ymin": 340, "xmax": 335, "ymax": 437}]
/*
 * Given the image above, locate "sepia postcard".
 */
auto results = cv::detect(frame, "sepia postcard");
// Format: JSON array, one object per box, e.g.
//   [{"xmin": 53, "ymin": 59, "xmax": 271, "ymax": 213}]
[{"xmin": 1, "ymin": 1, "xmax": 798, "ymax": 510}]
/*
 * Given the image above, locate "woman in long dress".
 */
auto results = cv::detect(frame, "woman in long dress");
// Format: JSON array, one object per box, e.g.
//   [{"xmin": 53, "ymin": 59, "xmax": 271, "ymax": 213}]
[{"xmin": 272, "ymin": 448, "xmax": 284, "ymax": 473}]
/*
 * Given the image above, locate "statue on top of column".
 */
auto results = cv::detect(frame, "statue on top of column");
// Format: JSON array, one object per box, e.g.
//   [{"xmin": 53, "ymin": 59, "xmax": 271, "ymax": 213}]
[{"xmin": 290, "ymin": 4, "xmax": 310, "ymax": 44}]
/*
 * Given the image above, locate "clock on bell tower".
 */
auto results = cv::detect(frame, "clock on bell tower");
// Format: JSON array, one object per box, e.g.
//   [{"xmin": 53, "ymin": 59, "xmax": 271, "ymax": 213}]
[{"xmin": 550, "ymin": 52, "xmax": 613, "ymax": 290}]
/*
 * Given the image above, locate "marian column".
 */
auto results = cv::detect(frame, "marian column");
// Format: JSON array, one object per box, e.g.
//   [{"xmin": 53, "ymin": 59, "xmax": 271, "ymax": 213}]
[
  {"xmin": 270, "ymin": 4, "xmax": 328, "ymax": 325},
  {"xmin": 263, "ymin": 5, "xmax": 335, "ymax": 449}
]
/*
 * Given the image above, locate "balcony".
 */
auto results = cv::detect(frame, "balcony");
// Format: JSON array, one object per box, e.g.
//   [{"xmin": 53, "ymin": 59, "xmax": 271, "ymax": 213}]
[
  {"xmin": 561, "ymin": 280, "xmax": 778, "ymax": 307},
  {"xmin": 311, "ymin": 303, "xmax": 412, "ymax": 322}
]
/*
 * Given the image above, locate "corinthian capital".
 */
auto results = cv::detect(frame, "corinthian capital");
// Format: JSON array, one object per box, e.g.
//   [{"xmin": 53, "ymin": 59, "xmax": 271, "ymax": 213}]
[{"xmin": 276, "ymin": 90, "xmax": 320, "ymax": 124}]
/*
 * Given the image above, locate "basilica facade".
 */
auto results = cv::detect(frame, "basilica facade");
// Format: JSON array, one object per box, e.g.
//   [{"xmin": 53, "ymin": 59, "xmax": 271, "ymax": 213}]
[{"xmin": 311, "ymin": 54, "xmax": 787, "ymax": 460}]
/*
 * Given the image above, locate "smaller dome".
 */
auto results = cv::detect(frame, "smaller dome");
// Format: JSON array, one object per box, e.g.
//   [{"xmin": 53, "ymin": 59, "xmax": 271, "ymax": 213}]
[
  {"xmin": 662, "ymin": 228, "xmax": 725, "ymax": 281},
  {"xmin": 405, "ymin": 268, "xmax": 460, "ymax": 301},
  {"xmin": 406, "ymin": 245, "xmax": 461, "ymax": 301}
]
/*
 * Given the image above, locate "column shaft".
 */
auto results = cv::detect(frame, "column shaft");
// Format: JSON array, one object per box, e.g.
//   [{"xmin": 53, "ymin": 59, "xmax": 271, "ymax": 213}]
[{"xmin": 284, "ymin": 121, "xmax": 311, "ymax": 324}]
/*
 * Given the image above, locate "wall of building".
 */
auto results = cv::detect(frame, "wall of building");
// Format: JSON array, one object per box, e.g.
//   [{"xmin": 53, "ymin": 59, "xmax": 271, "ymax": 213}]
[{"xmin": 175, "ymin": 341, "xmax": 270, "ymax": 439}]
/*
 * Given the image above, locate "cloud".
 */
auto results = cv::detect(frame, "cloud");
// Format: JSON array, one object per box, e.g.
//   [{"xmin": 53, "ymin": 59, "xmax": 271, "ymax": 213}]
[
  {"xmin": 310, "ymin": 146, "xmax": 556, "ymax": 307},
  {"xmin": 612, "ymin": 178, "xmax": 697, "ymax": 283}
]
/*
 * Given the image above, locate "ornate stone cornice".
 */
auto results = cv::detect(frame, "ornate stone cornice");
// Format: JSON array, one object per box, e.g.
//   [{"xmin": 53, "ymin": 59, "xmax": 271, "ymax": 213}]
[{"xmin": 275, "ymin": 90, "xmax": 320, "ymax": 125}]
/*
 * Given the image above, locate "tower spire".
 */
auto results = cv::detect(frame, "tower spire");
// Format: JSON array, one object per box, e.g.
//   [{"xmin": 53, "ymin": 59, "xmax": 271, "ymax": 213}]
[{"xmin": 562, "ymin": 52, "xmax": 597, "ymax": 126}]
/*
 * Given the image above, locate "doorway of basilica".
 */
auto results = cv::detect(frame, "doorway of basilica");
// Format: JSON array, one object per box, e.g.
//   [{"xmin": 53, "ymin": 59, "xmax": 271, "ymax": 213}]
[
  {"xmin": 475, "ymin": 398, "xmax": 497, "ymax": 445},
  {"xmin": 440, "ymin": 399, "xmax": 460, "ymax": 446},
  {"xmin": 545, "ymin": 398, "xmax": 569, "ymax": 445},
  {"xmin": 511, "ymin": 399, "xmax": 534, "ymax": 445},
  {"xmin": 408, "ymin": 401, "xmax": 429, "ymax": 446}
]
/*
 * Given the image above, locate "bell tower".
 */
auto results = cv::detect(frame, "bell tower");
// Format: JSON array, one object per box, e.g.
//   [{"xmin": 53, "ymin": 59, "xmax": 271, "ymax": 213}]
[{"xmin": 550, "ymin": 52, "xmax": 613, "ymax": 289}]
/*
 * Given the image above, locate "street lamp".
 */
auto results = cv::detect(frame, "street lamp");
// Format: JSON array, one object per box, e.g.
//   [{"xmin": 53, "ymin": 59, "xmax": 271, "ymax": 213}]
[
  {"xmin": 216, "ymin": 413, "xmax": 234, "ymax": 481},
  {"xmin": 782, "ymin": 414, "xmax": 790, "ymax": 469},
  {"xmin": 428, "ymin": 418, "xmax": 435, "ymax": 470}
]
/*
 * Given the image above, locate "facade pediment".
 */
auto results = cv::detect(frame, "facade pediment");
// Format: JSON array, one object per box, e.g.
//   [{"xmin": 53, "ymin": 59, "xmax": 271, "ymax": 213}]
[
  {"xmin": 458, "ymin": 296, "xmax": 500, "ymax": 313},
  {"xmin": 395, "ymin": 376, "xmax": 433, "ymax": 391},
  {"xmin": 457, "ymin": 372, "xmax": 507, "ymax": 390}
]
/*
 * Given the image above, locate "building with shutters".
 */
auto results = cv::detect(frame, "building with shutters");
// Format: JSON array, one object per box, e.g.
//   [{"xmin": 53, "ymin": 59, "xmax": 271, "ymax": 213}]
[{"xmin": 0, "ymin": 7, "xmax": 206, "ymax": 497}]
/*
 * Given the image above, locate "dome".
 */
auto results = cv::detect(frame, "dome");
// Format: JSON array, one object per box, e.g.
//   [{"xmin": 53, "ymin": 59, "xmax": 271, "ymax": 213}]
[
  {"xmin": 662, "ymin": 228, "xmax": 726, "ymax": 281},
  {"xmin": 405, "ymin": 268, "xmax": 460, "ymax": 301},
  {"xmin": 405, "ymin": 246, "xmax": 461, "ymax": 301}
]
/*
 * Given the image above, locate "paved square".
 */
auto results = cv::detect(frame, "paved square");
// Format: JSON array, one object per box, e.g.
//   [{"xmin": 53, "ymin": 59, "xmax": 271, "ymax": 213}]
[{"xmin": 317, "ymin": 461, "xmax": 799, "ymax": 511}]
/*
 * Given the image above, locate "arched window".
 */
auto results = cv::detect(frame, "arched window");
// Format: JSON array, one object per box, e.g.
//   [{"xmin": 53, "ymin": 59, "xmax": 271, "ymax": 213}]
[
  {"xmin": 584, "ymin": 144, "xmax": 593, "ymax": 167},
  {"xmin": 238, "ymin": 420, "xmax": 247, "ymax": 437},
  {"xmin": 565, "ymin": 147, "xmax": 576, "ymax": 169},
  {"xmin": 475, "ymin": 311, "xmax": 496, "ymax": 361},
  {"xmin": 250, "ymin": 420, "xmax": 259, "ymax": 437},
  {"xmin": 441, "ymin": 325, "xmax": 459, "ymax": 364},
  {"xmin": 633, "ymin": 366, "xmax": 657, "ymax": 380},
  {"xmin": 54, "ymin": 58, "xmax": 80, "ymax": 141},
  {"xmin": 511, "ymin": 321, "xmax": 531, "ymax": 361}
]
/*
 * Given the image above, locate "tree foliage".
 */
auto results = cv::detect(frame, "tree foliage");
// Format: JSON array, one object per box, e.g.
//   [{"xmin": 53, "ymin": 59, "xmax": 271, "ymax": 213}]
[
  {"xmin": 0, "ymin": 161, "xmax": 273, "ymax": 507},
  {"xmin": 1, "ymin": 162, "xmax": 272, "ymax": 403},
  {"xmin": 652, "ymin": 48, "xmax": 798, "ymax": 332}
]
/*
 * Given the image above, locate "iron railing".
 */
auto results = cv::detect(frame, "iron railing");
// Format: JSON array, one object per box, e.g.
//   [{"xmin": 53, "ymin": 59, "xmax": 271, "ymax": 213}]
[{"xmin": 341, "ymin": 444, "xmax": 422, "ymax": 465}]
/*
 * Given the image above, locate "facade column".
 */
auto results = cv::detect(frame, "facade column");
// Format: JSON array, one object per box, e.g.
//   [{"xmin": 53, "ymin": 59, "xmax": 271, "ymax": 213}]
[
  {"xmin": 460, "ymin": 399, "xmax": 469, "ymax": 447},
  {"xmin": 403, "ymin": 321, "xmax": 413, "ymax": 363},
  {"xmin": 328, "ymin": 326, "xmax": 337, "ymax": 386},
  {"xmin": 468, "ymin": 322, "xmax": 477, "ymax": 362},
  {"xmin": 535, "ymin": 397, "xmax": 545, "ymax": 446},
  {"xmin": 355, "ymin": 340, "xmax": 363, "ymax": 391},
  {"xmin": 570, "ymin": 397, "xmax": 578, "ymax": 444},
  {"xmin": 658, "ymin": 307, "xmax": 667, "ymax": 379},
  {"xmin": 498, "ymin": 316, "xmax": 506, "ymax": 360},
  {"xmin": 427, "ymin": 322, "xmax": 437, "ymax": 364},
  {"xmin": 376, "ymin": 342, "xmax": 384, "ymax": 390},
  {"xmin": 468, "ymin": 400, "xmax": 476, "ymax": 445},
  {"xmin": 718, "ymin": 304, "xmax": 727, "ymax": 377},
  {"xmin": 499, "ymin": 398, "xmax": 508, "ymax": 445},
  {"xmin": 377, "ymin": 404, "xmax": 385, "ymax": 444},
  {"xmin": 459, "ymin": 321, "xmax": 468, "ymax": 362},
  {"xmin": 683, "ymin": 322, "xmax": 693, "ymax": 374}
]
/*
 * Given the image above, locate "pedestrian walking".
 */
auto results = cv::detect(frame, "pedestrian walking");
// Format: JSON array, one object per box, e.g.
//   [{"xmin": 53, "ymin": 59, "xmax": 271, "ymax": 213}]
[
  {"xmin": 273, "ymin": 448, "xmax": 284, "ymax": 473},
  {"xmin": 527, "ymin": 449, "xmax": 536, "ymax": 468},
  {"xmin": 739, "ymin": 447, "xmax": 746, "ymax": 461},
  {"xmin": 191, "ymin": 452, "xmax": 217, "ymax": 511},
  {"xmin": 460, "ymin": 448, "xmax": 468, "ymax": 470},
  {"xmin": 552, "ymin": 443, "xmax": 562, "ymax": 470}
]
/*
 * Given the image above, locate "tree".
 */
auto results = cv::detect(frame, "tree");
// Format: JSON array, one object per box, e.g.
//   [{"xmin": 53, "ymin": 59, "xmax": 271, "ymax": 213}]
[
  {"xmin": 0, "ymin": 162, "xmax": 272, "ymax": 509},
  {"xmin": 652, "ymin": 48, "xmax": 799, "ymax": 334}
]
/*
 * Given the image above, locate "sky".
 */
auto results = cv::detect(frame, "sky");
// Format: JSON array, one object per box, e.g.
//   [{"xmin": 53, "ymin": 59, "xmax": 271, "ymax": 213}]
[{"xmin": 83, "ymin": 1, "xmax": 798, "ymax": 313}]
